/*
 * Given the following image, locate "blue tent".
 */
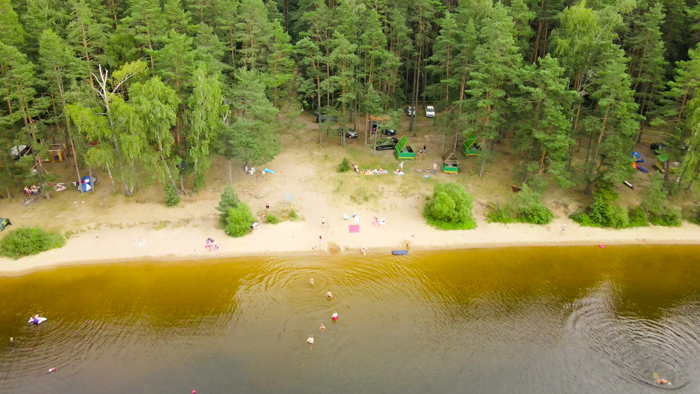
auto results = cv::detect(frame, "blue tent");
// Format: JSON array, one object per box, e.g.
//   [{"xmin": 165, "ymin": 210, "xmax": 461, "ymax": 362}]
[
  {"xmin": 80, "ymin": 176, "xmax": 95, "ymax": 192},
  {"xmin": 632, "ymin": 151, "xmax": 644, "ymax": 163}
]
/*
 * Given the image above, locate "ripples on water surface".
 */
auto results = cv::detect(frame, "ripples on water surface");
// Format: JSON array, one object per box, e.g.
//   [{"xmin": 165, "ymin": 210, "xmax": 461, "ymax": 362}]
[{"xmin": 1, "ymin": 245, "xmax": 700, "ymax": 394}]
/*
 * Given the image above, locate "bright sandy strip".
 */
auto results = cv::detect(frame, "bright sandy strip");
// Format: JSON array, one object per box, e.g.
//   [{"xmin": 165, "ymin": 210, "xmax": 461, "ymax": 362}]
[{"xmin": 2, "ymin": 210, "xmax": 700, "ymax": 275}]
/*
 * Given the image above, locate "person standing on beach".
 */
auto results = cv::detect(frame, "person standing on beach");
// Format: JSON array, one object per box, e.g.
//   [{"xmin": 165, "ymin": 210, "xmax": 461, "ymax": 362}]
[
  {"xmin": 433, "ymin": 162, "xmax": 437, "ymax": 174},
  {"xmin": 399, "ymin": 161, "xmax": 404, "ymax": 170},
  {"xmin": 423, "ymin": 145, "xmax": 427, "ymax": 154},
  {"xmin": 321, "ymin": 217, "xmax": 326, "ymax": 225},
  {"xmin": 266, "ymin": 201, "xmax": 270, "ymax": 209},
  {"xmin": 319, "ymin": 236, "xmax": 323, "ymax": 244},
  {"xmin": 419, "ymin": 149, "xmax": 422, "ymax": 161}
]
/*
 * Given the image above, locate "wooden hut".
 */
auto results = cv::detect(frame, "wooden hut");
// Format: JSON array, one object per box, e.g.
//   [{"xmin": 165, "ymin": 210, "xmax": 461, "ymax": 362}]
[{"xmin": 442, "ymin": 150, "xmax": 459, "ymax": 173}]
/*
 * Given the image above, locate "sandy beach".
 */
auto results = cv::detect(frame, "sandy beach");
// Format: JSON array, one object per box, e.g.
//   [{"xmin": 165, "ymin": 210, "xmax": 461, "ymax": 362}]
[{"xmin": 2, "ymin": 117, "xmax": 699, "ymax": 275}]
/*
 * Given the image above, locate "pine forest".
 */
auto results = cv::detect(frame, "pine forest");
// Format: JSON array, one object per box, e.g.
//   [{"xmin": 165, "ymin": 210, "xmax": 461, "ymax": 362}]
[{"xmin": 3, "ymin": 0, "xmax": 700, "ymax": 208}]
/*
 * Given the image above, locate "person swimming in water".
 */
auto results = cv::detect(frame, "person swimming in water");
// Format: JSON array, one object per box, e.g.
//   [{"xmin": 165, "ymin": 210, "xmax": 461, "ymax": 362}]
[
  {"xmin": 319, "ymin": 324, "xmax": 325, "ymax": 331},
  {"xmin": 310, "ymin": 278, "xmax": 314, "ymax": 285},
  {"xmin": 654, "ymin": 373, "xmax": 671, "ymax": 385},
  {"xmin": 332, "ymin": 312, "xmax": 338, "ymax": 321},
  {"xmin": 307, "ymin": 336, "xmax": 314, "ymax": 344},
  {"xmin": 326, "ymin": 291, "xmax": 333, "ymax": 299}
]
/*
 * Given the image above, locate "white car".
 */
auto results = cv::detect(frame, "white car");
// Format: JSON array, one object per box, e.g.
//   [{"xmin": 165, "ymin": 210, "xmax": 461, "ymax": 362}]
[{"xmin": 425, "ymin": 106, "xmax": 436, "ymax": 118}]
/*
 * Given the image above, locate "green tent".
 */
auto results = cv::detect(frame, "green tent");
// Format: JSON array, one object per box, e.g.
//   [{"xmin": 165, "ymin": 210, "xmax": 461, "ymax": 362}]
[
  {"xmin": 462, "ymin": 133, "xmax": 482, "ymax": 156},
  {"xmin": 0, "ymin": 218, "xmax": 11, "ymax": 231}
]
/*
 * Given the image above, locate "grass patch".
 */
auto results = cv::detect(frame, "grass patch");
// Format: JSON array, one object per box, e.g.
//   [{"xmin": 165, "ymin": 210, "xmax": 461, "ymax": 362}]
[
  {"xmin": 0, "ymin": 227, "xmax": 66, "ymax": 259},
  {"xmin": 153, "ymin": 222, "xmax": 168, "ymax": 231}
]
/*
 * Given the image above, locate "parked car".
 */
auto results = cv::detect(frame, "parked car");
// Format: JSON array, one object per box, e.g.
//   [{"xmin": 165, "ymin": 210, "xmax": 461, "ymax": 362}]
[
  {"xmin": 651, "ymin": 142, "xmax": 687, "ymax": 154},
  {"xmin": 338, "ymin": 128, "xmax": 358, "ymax": 139},
  {"xmin": 383, "ymin": 129, "xmax": 396, "ymax": 136},
  {"xmin": 373, "ymin": 137, "xmax": 399, "ymax": 150},
  {"xmin": 650, "ymin": 142, "xmax": 666, "ymax": 153},
  {"xmin": 405, "ymin": 106, "xmax": 416, "ymax": 117},
  {"xmin": 425, "ymin": 106, "xmax": 436, "ymax": 118},
  {"xmin": 315, "ymin": 112, "xmax": 338, "ymax": 123},
  {"xmin": 10, "ymin": 145, "xmax": 32, "ymax": 160}
]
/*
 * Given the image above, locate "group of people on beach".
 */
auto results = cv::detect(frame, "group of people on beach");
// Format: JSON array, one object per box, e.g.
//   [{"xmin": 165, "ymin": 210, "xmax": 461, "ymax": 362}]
[
  {"xmin": 307, "ymin": 281, "xmax": 339, "ymax": 345},
  {"xmin": 204, "ymin": 238, "xmax": 218, "ymax": 251}
]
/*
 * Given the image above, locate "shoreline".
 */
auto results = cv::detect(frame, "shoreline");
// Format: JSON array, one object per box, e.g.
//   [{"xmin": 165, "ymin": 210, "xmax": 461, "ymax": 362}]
[{"xmin": 3, "ymin": 217, "xmax": 700, "ymax": 276}]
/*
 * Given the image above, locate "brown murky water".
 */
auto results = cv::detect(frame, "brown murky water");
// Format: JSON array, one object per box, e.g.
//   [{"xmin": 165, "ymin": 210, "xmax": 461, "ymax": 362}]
[{"xmin": 1, "ymin": 245, "xmax": 700, "ymax": 394}]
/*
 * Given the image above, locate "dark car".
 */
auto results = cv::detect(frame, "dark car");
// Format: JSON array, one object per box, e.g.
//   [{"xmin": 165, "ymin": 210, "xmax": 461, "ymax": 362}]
[
  {"xmin": 338, "ymin": 128, "xmax": 358, "ymax": 139},
  {"xmin": 373, "ymin": 137, "xmax": 399, "ymax": 150},
  {"xmin": 651, "ymin": 142, "xmax": 687, "ymax": 154},
  {"xmin": 371, "ymin": 121, "xmax": 396, "ymax": 136},
  {"xmin": 315, "ymin": 112, "xmax": 338, "ymax": 123},
  {"xmin": 650, "ymin": 142, "xmax": 666, "ymax": 153}
]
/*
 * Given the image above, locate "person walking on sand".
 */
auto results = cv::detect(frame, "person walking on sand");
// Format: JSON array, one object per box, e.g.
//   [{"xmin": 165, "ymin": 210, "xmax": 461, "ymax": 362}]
[
  {"xmin": 419, "ymin": 149, "xmax": 422, "ymax": 161},
  {"xmin": 319, "ymin": 236, "xmax": 323, "ymax": 244},
  {"xmin": 423, "ymin": 145, "xmax": 427, "ymax": 154},
  {"xmin": 265, "ymin": 201, "xmax": 270, "ymax": 209},
  {"xmin": 321, "ymin": 217, "xmax": 326, "ymax": 225},
  {"xmin": 561, "ymin": 224, "xmax": 566, "ymax": 233},
  {"xmin": 433, "ymin": 162, "xmax": 437, "ymax": 174}
]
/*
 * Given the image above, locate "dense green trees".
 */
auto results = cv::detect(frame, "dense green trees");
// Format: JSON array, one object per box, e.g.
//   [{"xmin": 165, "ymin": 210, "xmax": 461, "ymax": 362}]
[{"xmin": 4, "ymin": 0, "xmax": 700, "ymax": 204}]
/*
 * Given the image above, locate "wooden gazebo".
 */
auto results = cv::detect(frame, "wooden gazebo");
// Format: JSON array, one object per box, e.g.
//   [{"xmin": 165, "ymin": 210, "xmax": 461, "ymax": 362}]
[{"xmin": 442, "ymin": 150, "xmax": 459, "ymax": 173}]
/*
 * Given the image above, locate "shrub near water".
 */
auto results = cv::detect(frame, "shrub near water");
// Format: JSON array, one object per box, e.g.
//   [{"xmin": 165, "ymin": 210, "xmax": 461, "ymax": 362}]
[
  {"xmin": 225, "ymin": 203, "xmax": 256, "ymax": 237},
  {"xmin": 0, "ymin": 227, "xmax": 66, "ymax": 259},
  {"xmin": 424, "ymin": 183, "xmax": 476, "ymax": 230},
  {"xmin": 570, "ymin": 190, "xmax": 629, "ymax": 228},
  {"xmin": 509, "ymin": 185, "xmax": 554, "ymax": 224}
]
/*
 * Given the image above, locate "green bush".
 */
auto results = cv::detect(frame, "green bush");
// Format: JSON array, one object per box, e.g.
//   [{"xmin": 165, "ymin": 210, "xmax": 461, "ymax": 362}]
[
  {"xmin": 266, "ymin": 214, "xmax": 280, "ymax": 224},
  {"xmin": 216, "ymin": 184, "xmax": 240, "ymax": 226},
  {"xmin": 641, "ymin": 174, "xmax": 682, "ymax": 227},
  {"xmin": 486, "ymin": 205, "xmax": 514, "ymax": 223},
  {"xmin": 0, "ymin": 227, "xmax": 66, "ymax": 259},
  {"xmin": 164, "ymin": 184, "xmax": 181, "ymax": 206},
  {"xmin": 570, "ymin": 190, "xmax": 629, "ymax": 228},
  {"xmin": 509, "ymin": 185, "xmax": 554, "ymax": 224},
  {"xmin": 338, "ymin": 157, "xmax": 352, "ymax": 172},
  {"xmin": 289, "ymin": 210, "xmax": 298, "ymax": 219},
  {"xmin": 424, "ymin": 183, "xmax": 476, "ymax": 230},
  {"xmin": 628, "ymin": 207, "xmax": 649, "ymax": 227},
  {"xmin": 685, "ymin": 207, "xmax": 700, "ymax": 225},
  {"xmin": 193, "ymin": 172, "xmax": 206, "ymax": 193},
  {"xmin": 225, "ymin": 202, "xmax": 255, "ymax": 237},
  {"xmin": 648, "ymin": 207, "xmax": 682, "ymax": 227}
]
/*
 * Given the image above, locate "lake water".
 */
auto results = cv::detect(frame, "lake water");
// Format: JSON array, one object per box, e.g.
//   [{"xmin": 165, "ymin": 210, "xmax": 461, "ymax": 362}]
[{"xmin": 1, "ymin": 245, "xmax": 700, "ymax": 394}]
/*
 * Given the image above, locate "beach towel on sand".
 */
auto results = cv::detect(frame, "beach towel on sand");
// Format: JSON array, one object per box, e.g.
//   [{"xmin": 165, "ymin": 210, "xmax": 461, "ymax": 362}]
[{"xmin": 349, "ymin": 225, "xmax": 360, "ymax": 233}]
